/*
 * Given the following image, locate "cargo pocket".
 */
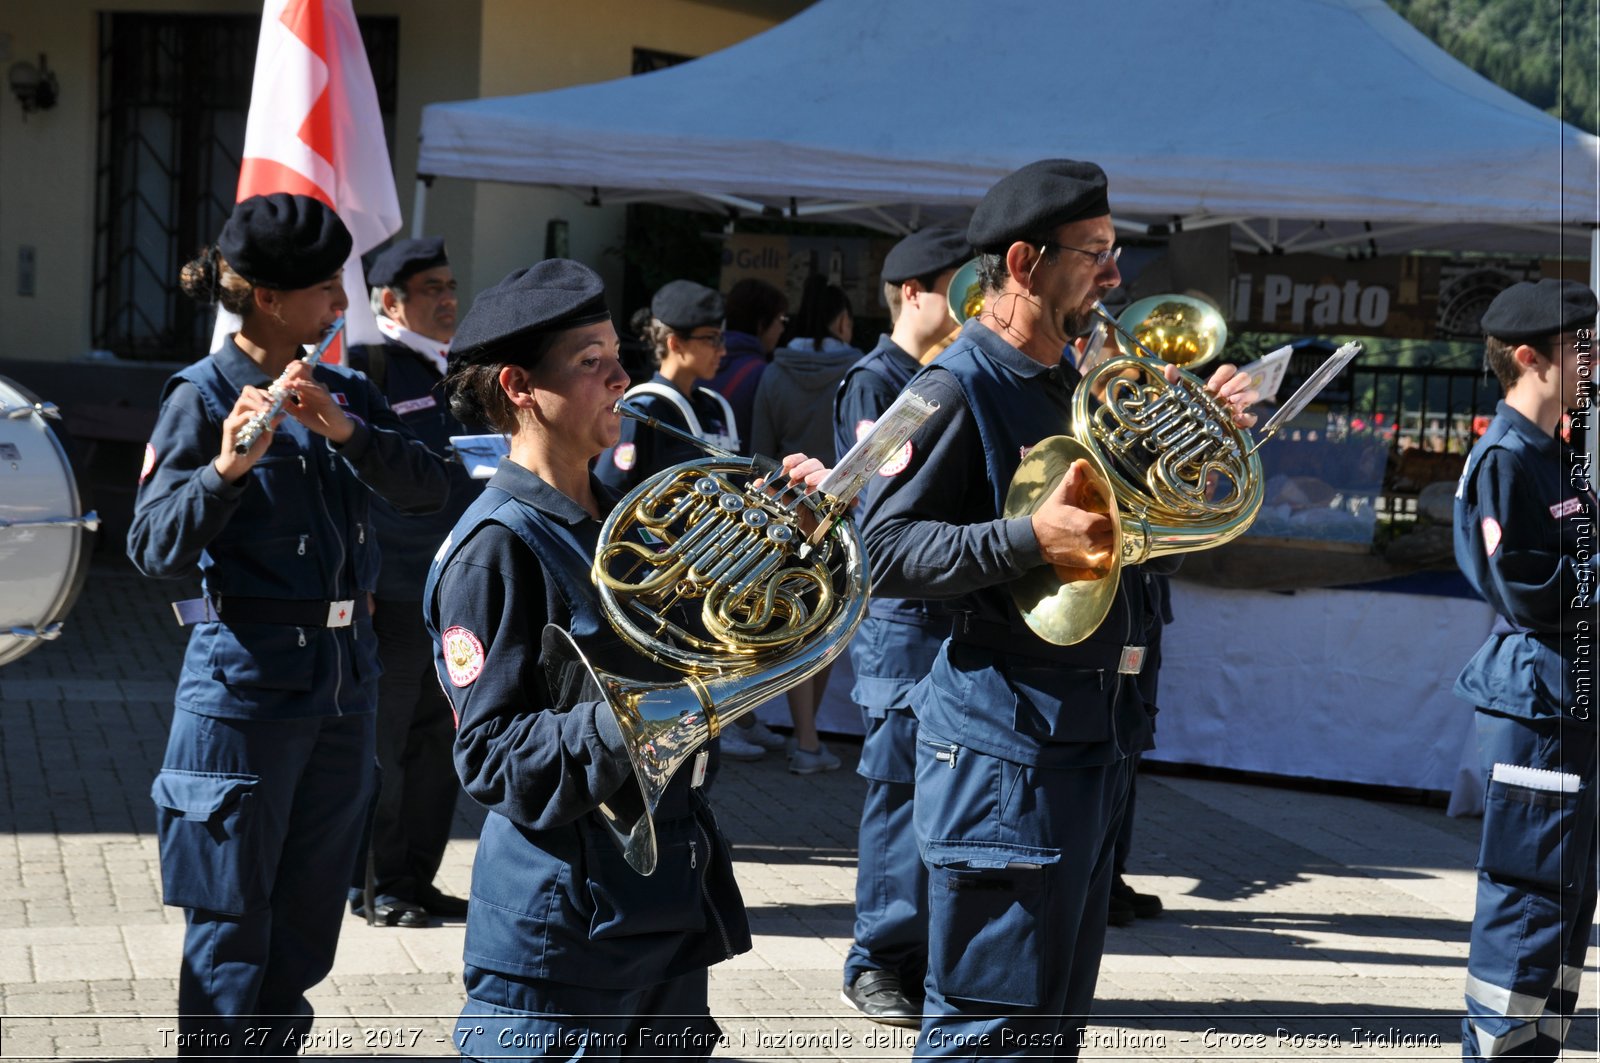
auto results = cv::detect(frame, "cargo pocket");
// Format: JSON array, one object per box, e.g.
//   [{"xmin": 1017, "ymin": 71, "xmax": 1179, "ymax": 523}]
[
  {"xmin": 581, "ymin": 815, "xmax": 706, "ymax": 939},
  {"xmin": 1477, "ymin": 771, "xmax": 1594, "ymax": 891},
  {"xmin": 150, "ymin": 769, "xmax": 265, "ymax": 916},
  {"xmin": 924, "ymin": 840, "xmax": 1060, "ymax": 1007}
]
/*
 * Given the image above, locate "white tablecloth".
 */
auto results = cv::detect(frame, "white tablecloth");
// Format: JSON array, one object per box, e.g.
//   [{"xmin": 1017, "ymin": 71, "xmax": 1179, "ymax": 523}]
[
  {"xmin": 1148, "ymin": 582, "xmax": 1495, "ymax": 807},
  {"xmin": 756, "ymin": 582, "xmax": 1495, "ymax": 813}
]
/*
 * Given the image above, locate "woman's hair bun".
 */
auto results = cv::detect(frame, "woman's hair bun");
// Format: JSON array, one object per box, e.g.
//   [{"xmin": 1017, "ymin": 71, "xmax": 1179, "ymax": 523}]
[{"xmin": 179, "ymin": 246, "xmax": 221, "ymax": 305}]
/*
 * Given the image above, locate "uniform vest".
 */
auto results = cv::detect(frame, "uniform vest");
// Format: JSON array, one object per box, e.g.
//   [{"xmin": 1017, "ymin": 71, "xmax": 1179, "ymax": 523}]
[
  {"xmin": 425, "ymin": 486, "xmax": 706, "ymax": 822},
  {"xmin": 1454, "ymin": 407, "xmax": 1594, "ymax": 723},
  {"xmin": 165, "ymin": 355, "xmax": 382, "ymax": 716},
  {"xmin": 936, "ymin": 342, "xmax": 1148, "ymax": 668}
]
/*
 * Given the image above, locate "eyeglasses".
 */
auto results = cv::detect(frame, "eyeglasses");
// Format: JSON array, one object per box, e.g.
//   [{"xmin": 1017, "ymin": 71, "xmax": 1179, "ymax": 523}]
[
  {"xmin": 1041, "ymin": 243, "xmax": 1122, "ymax": 268},
  {"xmin": 684, "ymin": 331, "xmax": 726, "ymax": 349}
]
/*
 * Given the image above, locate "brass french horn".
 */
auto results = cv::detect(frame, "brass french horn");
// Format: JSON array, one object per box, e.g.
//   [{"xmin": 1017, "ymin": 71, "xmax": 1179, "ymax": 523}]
[
  {"xmin": 544, "ymin": 408, "xmax": 867, "ymax": 875},
  {"xmin": 1005, "ymin": 299, "xmax": 1262, "ymax": 645}
]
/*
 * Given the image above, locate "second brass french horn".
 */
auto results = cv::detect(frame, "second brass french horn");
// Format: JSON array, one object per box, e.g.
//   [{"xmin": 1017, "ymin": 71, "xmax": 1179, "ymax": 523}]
[{"xmin": 1005, "ymin": 299, "xmax": 1262, "ymax": 645}]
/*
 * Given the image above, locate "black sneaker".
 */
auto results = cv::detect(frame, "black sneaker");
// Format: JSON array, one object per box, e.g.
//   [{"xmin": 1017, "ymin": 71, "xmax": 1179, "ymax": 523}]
[
  {"xmin": 1112, "ymin": 876, "xmax": 1163, "ymax": 919},
  {"xmin": 840, "ymin": 970, "xmax": 921, "ymax": 1029}
]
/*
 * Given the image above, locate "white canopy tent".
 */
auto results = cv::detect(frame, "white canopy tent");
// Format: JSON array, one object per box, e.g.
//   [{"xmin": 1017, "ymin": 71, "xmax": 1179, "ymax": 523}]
[{"xmin": 417, "ymin": 0, "xmax": 1599, "ymax": 260}]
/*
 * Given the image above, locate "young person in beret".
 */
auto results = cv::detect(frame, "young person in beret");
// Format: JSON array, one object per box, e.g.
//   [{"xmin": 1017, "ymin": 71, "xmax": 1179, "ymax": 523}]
[
  {"xmin": 832, "ymin": 225, "xmax": 969, "ymax": 1027},
  {"xmin": 859, "ymin": 159, "xmax": 1256, "ymax": 1057},
  {"xmin": 595, "ymin": 279, "xmax": 740, "ymax": 495},
  {"xmin": 128, "ymin": 192, "xmax": 449, "ymax": 1054},
  {"xmin": 344, "ymin": 236, "xmax": 477, "ymax": 929},
  {"xmin": 426, "ymin": 259, "xmax": 832, "ymax": 1060},
  {"xmin": 1455, "ymin": 279, "xmax": 1599, "ymax": 1062}
]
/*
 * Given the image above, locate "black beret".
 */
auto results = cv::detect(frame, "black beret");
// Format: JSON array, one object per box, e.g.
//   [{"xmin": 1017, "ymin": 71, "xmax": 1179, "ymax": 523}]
[
  {"xmin": 368, "ymin": 237, "xmax": 448, "ymax": 289},
  {"xmin": 1481, "ymin": 279, "xmax": 1598, "ymax": 342},
  {"xmin": 450, "ymin": 259, "xmax": 610, "ymax": 370},
  {"xmin": 651, "ymin": 280, "xmax": 724, "ymax": 331},
  {"xmin": 967, "ymin": 159, "xmax": 1110, "ymax": 254},
  {"xmin": 218, "ymin": 193, "xmax": 352, "ymax": 289},
  {"xmin": 882, "ymin": 227, "xmax": 972, "ymax": 284}
]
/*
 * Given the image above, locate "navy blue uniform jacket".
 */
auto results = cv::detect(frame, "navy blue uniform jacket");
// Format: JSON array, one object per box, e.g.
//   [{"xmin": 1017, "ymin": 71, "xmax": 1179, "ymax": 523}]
[
  {"xmin": 425, "ymin": 461, "xmax": 751, "ymax": 989},
  {"xmin": 1454, "ymin": 401, "xmax": 1598, "ymax": 722},
  {"xmin": 127, "ymin": 337, "xmax": 449, "ymax": 718},
  {"xmin": 860, "ymin": 320, "xmax": 1154, "ymax": 769}
]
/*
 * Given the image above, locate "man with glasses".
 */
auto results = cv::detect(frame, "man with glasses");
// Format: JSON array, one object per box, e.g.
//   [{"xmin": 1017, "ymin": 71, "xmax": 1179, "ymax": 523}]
[{"xmin": 860, "ymin": 159, "xmax": 1256, "ymax": 1056}]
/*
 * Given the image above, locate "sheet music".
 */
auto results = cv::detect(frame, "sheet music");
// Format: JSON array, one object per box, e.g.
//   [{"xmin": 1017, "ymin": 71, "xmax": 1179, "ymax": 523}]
[{"xmin": 815, "ymin": 389, "xmax": 939, "ymax": 504}]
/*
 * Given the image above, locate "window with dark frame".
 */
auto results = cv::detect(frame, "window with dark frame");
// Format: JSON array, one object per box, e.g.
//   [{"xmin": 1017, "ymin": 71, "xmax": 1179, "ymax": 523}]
[{"xmin": 92, "ymin": 12, "xmax": 398, "ymax": 362}]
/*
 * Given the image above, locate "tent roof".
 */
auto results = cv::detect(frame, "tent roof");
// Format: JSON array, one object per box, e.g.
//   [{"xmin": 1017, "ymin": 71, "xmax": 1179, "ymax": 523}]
[{"xmin": 418, "ymin": 0, "xmax": 1599, "ymax": 256}]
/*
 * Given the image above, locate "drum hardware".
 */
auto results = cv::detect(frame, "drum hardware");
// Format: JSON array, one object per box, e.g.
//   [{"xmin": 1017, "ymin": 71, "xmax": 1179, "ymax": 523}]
[{"xmin": 1, "ymin": 375, "xmax": 96, "ymax": 667}]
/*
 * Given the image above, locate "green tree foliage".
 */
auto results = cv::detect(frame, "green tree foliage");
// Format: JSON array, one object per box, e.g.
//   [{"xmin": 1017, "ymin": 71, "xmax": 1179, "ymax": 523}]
[{"xmin": 1387, "ymin": 0, "xmax": 1599, "ymax": 133}]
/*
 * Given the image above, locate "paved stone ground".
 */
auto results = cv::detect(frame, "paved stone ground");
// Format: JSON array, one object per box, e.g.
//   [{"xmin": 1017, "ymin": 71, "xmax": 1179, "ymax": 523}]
[{"xmin": 2, "ymin": 560, "xmax": 1596, "ymax": 1060}]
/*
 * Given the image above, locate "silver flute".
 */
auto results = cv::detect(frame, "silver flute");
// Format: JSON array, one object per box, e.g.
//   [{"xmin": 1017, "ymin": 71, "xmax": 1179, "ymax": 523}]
[{"xmin": 233, "ymin": 317, "xmax": 347, "ymax": 454}]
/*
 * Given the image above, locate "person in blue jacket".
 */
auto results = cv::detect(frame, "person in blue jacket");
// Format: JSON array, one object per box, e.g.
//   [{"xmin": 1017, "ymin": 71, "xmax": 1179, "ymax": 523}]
[
  {"xmin": 342, "ymin": 236, "xmax": 478, "ymax": 928},
  {"xmin": 832, "ymin": 225, "xmax": 967, "ymax": 1027},
  {"xmin": 596, "ymin": 280, "xmax": 740, "ymax": 493},
  {"xmin": 859, "ymin": 160, "xmax": 1256, "ymax": 1058},
  {"xmin": 128, "ymin": 192, "xmax": 449, "ymax": 1056},
  {"xmin": 425, "ymin": 259, "xmax": 831, "ymax": 1060},
  {"xmin": 1454, "ymin": 278, "xmax": 1598, "ymax": 1062}
]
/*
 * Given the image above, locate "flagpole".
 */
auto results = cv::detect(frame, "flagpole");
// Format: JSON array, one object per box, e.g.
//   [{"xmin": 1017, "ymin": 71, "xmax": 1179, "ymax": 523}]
[{"xmin": 411, "ymin": 176, "xmax": 432, "ymax": 239}]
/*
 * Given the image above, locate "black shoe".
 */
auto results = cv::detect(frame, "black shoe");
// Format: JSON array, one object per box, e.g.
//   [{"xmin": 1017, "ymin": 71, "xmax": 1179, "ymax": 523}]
[
  {"xmin": 1107, "ymin": 889, "xmax": 1137, "ymax": 927},
  {"xmin": 351, "ymin": 900, "xmax": 432, "ymax": 928},
  {"xmin": 840, "ymin": 970, "xmax": 921, "ymax": 1029},
  {"xmin": 1112, "ymin": 876, "xmax": 1162, "ymax": 919},
  {"xmin": 417, "ymin": 884, "xmax": 469, "ymax": 918}
]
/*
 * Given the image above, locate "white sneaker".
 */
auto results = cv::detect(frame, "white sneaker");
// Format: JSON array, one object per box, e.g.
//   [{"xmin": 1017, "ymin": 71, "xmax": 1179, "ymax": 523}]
[
  {"xmin": 740, "ymin": 718, "xmax": 788, "ymax": 751},
  {"xmin": 788, "ymin": 742, "xmax": 842, "ymax": 775},
  {"xmin": 718, "ymin": 728, "xmax": 766, "ymax": 762}
]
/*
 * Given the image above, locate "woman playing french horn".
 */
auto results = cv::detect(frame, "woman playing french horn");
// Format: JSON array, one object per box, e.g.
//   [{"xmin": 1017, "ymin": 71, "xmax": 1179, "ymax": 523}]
[{"xmin": 425, "ymin": 259, "xmax": 832, "ymax": 1061}]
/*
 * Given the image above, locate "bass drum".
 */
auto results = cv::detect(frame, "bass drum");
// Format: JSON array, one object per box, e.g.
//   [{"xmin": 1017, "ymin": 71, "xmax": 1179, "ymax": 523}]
[{"xmin": 0, "ymin": 375, "xmax": 97, "ymax": 666}]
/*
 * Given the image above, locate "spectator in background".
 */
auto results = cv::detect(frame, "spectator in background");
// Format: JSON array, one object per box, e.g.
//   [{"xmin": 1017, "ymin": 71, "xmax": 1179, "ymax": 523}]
[
  {"xmin": 751, "ymin": 275, "xmax": 863, "ymax": 774},
  {"xmin": 344, "ymin": 237, "xmax": 478, "ymax": 929},
  {"xmin": 708, "ymin": 278, "xmax": 788, "ymax": 455}
]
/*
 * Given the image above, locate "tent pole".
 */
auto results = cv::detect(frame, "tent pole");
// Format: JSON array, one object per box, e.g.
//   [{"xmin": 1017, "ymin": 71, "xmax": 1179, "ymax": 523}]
[{"xmin": 411, "ymin": 176, "xmax": 433, "ymax": 238}]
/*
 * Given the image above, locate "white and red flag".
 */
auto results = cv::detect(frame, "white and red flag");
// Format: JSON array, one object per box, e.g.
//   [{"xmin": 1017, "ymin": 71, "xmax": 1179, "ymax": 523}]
[{"xmin": 213, "ymin": 0, "xmax": 401, "ymax": 359}]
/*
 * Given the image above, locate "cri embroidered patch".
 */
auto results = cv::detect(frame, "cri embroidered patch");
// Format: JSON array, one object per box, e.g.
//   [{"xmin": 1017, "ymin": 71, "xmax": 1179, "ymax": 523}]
[
  {"xmin": 1551, "ymin": 497, "xmax": 1584, "ymax": 519},
  {"xmin": 140, "ymin": 443, "xmax": 156, "ymax": 484},
  {"xmin": 854, "ymin": 419, "xmax": 876, "ymax": 442},
  {"xmin": 1481, "ymin": 518, "xmax": 1503, "ymax": 557},
  {"xmin": 878, "ymin": 440, "xmax": 914, "ymax": 477},
  {"xmin": 442, "ymin": 626, "xmax": 485, "ymax": 687},
  {"xmin": 613, "ymin": 442, "xmax": 637, "ymax": 471}
]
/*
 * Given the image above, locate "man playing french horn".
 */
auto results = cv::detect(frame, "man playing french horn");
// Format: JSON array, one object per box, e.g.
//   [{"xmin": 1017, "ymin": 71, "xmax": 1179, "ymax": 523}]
[{"xmin": 860, "ymin": 159, "xmax": 1258, "ymax": 1058}]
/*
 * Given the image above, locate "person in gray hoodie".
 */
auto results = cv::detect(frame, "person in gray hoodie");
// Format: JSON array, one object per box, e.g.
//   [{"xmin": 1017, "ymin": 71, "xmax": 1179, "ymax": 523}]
[{"xmin": 749, "ymin": 274, "xmax": 864, "ymax": 773}]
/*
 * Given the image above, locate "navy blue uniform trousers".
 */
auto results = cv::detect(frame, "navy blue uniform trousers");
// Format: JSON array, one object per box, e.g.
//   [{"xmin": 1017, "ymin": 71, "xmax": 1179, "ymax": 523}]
[
  {"xmin": 156, "ymin": 709, "xmax": 375, "ymax": 1056},
  {"xmin": 913, "ymin": 726, "xmax": 1134, "ymax": 1059},
  {"xmin": 1462, "ymin": 710, "xmax": 1598, "ymax": 1061}
]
